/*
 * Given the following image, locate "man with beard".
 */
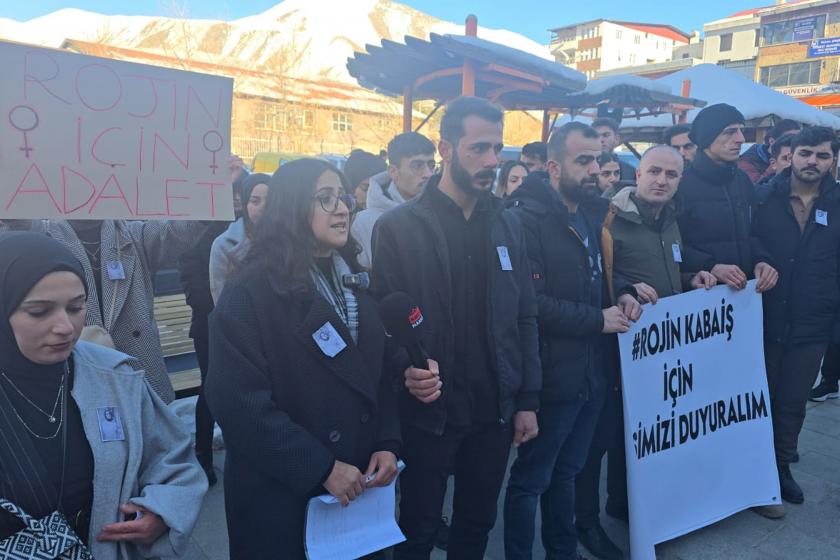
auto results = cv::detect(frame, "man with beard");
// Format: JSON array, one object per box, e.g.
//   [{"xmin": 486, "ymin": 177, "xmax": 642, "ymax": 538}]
[
  {"xmin": 663, "ymin": 124, "xmax": 698, "ymax": 166},
  {"xmin": 503, "ymin": 122, "xmax": 641, "ymax": 560},
  {"xmin": 371, "ymin": 96, "xmax": 541, "ymax": 559},
  {"xmin": 752, "ymin": 127, "xmax": 840, "ymax": 516},
  {"xmin": 521, "ymin": 141, "xmax": 548, "ymax": 173}
]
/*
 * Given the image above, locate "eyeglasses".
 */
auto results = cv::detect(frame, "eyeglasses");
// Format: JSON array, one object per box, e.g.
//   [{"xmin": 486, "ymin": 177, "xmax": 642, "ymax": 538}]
[
  {"xmin": 409, "ymin": 160, "xmax": 437, "ymax": 172},
  {"xmin": 315, "ymin": 192, "xmax": 356, "ymax": 214}
]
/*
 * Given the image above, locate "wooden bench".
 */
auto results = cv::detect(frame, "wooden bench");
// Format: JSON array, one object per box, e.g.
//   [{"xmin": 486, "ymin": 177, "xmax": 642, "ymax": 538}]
[{"xmin": 153, "ymin": 294, "xmax": 202, "ymax": 398}]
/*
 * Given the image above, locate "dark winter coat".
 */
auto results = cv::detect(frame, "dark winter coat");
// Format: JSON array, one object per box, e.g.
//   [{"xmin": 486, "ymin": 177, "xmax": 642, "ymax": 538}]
[
  {"xmin": 371, "ymin": 175, "xmax": 541, "ymax": 435},
  {"xmin": 205, "ymin": 264, "xmax": 401, "ymax": 559},
  {"xmin": 178, "ymin": 221, "xmax": 229, "ymax": 340},
  {"xmin": 507, "ymin": 173, "xmax": 627, "ymax": 403},
  {"xmin": 753, "ymin": 170, "xmax": 840, "ymax": 345},
  {"xmin": 677, "ymin": 150, "xmax": 770, "ymax": 275}
]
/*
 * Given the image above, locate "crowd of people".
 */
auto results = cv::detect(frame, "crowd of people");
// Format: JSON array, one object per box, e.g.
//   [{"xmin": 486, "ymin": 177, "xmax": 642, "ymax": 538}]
[{"xmin": 0, "ymin": 94, "xmax": 838, "ymax": 560}]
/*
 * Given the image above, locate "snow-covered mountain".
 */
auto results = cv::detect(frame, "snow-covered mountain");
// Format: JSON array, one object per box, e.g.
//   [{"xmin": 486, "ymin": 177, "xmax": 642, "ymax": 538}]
[{"xmin": 0, "ymin": 0, "xmax": 551, "ymax": 83}]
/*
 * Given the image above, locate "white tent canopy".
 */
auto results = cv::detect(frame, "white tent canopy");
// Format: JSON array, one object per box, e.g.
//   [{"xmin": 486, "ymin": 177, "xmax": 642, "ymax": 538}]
[{"xmin": 619, "ymin": 64, "xmax": 840, "ymax": 133}]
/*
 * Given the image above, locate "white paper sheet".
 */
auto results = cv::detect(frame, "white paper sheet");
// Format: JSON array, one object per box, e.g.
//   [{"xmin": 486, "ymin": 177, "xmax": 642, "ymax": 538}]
[{"xmin": 304, "ymin": 462, "xmax": 405, "ymax": 560}]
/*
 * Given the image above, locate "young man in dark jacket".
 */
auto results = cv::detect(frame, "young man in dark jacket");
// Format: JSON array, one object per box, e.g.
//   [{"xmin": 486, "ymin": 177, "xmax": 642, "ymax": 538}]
[
  {"xmin": 677, "ymin": 103, "xmax": 778, "ymax": 294},
  {"xmin": 371, "ymin": 96, "xmax": 541, "ymax": 560},
  {"xmin": 753, "ymin": 127, "xmax": 840, "ymax": 515},
  {"xmin": 503, "ymin": 122, "xmax": 641, "ymax": 560}
]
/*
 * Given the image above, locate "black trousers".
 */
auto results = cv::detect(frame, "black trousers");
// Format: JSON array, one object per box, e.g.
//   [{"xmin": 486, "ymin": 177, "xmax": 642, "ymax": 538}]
[
  {"xmin": 394, "ymin": 421, "xmax": 512, "ymax": 560},
  {"xmin": 192, "ymin": 318, "xmax": 215, "ymax": 464},
  {"xmin": 574, "ymin": 383, "xmax": 627, "ymax": 529},
  {"xmin": 820, "ymin": 343, "xmax": 840, "ymax": 386},
  {"xmin": 764, "ymin": 341, "xmax": 827, "ymax": 466}
]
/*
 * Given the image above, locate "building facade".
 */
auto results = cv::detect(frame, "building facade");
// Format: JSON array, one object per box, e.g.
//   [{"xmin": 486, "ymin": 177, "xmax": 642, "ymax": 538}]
[
  {"xmin": 702, "ymin": 8, "xmax": 762, "ymax": 80},
  {"xmin": 755, "ymin": 0, "xmax": 840, "ymax": 98},
  {"xmin": 550, "ymin": 20, "xmax": 690, "ymax": 79}
]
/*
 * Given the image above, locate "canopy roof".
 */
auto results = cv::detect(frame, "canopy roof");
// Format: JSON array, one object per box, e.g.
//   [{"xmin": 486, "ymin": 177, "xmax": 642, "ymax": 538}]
[
  {"xmin": 619, "ymin": 64, "xmax": 840, "ymax": 140},
  {"xmin": 553, "ymin": 74, "xmax": 705, "ymax": 118},
  {"xmin": 347, "ymin": 32, "xmax": 587, "ymax": 109}
]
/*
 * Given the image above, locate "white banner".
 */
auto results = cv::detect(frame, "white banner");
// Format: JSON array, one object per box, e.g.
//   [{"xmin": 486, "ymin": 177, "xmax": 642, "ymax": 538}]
[
  {"xmin": 618, "ymin": 281, "xmax": 779, "ymax": 559},
  {"xmin": 0, "ymin": 40, "xmax": 234, "ymax": 220}
]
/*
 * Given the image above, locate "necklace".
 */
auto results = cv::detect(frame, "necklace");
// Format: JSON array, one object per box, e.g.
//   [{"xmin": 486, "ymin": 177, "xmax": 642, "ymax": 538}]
[
  {"xmin": 82, "ymin": 244, "xmax": 101, "ymax": 263},
  {"xmin": 1, "ymin": 368, "xmax": 66, "ymax": 441},
  {"xmin": 0, "ymin": 368, "xmax": 65, "ymax": 423}
]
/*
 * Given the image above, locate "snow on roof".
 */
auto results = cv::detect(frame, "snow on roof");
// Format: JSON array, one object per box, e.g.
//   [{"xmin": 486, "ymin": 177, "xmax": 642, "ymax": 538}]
[
  {"xmin": 583, "ymin": 74, "xmax": 672, "ymax": 96},
  {"xmin": 620, "ymin": 64, "xmax": 840, "ymax": 130},
  {"xmin": 441, "ymin": 34, "xmax": 586, "ymax": 87}
]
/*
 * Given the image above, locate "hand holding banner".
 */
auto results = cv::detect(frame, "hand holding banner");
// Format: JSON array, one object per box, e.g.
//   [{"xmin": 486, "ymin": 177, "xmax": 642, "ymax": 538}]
[{"xmin": 618, "ymin": 281, "xmax": 780, "ymax": 559}]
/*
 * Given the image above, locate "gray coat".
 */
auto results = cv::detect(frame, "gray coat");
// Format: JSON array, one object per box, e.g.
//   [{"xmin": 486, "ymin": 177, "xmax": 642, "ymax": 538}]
[
  {"xmin": 208, "ymin": 217, "xmax": 250, "ymax": 304},
  {"xmin": 31, "ymin": 220, "xmax": 208, "ymax": 403},
  {"xmin": 72, "ymin": 341, "xmax": 207, "ymax": 560}
]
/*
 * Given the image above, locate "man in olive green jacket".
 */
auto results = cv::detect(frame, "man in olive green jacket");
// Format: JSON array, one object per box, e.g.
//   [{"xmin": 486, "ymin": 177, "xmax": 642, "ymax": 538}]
[
  {"xmin": 606, "ymin": 145, "xmax": 717, "ymax": 304},
  {"xmin": 575, "ymin": 146, "xmax": 717, "ymax": 557}
]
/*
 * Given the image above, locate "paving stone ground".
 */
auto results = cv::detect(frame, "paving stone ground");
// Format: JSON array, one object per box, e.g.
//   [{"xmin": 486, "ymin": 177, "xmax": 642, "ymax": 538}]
[{"xmin": 179, "ymin": 396, "xmax": 840, "ymax": 559}]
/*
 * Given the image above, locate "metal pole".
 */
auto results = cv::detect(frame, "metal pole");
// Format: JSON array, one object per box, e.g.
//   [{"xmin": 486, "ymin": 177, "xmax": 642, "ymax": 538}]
[
  {"xmin": 403, "ymin": 85, "xmax": 413, "ymax": 132},
  {"xmin": 462, "ymin": 15, "xmax": 478, "ymax": 96}
]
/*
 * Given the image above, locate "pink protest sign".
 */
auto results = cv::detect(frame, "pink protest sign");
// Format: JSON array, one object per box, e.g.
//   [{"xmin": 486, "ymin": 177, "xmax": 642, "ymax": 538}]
[{"xmin": 0, "ymin": 40, "xmax": 234, "ymax": 220}]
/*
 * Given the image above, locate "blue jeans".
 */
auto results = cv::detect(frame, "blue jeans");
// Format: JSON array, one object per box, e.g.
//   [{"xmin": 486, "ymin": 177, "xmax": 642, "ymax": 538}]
[{"xmin": 503, "ymin": 387, "xmax": 606, "ymax": 560}]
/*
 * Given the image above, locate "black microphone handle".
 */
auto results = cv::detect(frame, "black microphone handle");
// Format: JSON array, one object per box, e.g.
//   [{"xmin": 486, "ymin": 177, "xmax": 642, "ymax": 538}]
[{"xmin": 406, "ymin": 342, "xmax": 430, "ymax": 370}]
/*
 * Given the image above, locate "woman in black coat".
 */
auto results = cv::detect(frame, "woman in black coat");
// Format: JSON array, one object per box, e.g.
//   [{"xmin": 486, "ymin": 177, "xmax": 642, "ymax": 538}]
[{"xmin": 205, "ymin": 158, "xmax": 401, "ymax": 559}]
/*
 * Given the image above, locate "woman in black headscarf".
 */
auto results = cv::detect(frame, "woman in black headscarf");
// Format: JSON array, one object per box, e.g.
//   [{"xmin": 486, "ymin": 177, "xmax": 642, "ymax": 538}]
[{"xmin": 0, "ymin": 231, "xmax": 207, "ymax": 559}]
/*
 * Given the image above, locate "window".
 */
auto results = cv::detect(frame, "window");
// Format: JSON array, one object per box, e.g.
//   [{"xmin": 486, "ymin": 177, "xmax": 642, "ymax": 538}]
[
  {"xmin": 759, "ymin": 61, "xmax": 821, "ymax": 87},
  {"xmin": 292, "ymin": 109, "xmax": 313, "ymax": 132},
  {"xmin": 254, "ymin": 102, "xmax": 286, "ymax": 131},
  {"xmin": 755, "ymin": 29, "xmax": 760, "ymax": 47},
  {"xmin": 719, "ymin": 33, "xmax": 732, "ymax": 52},
  {"xmin": 616, "ymin": 29, "xmax": 623, "ymax": 40},
  {"xmin": 332, "ymin": 112, "xmax": 352, "ymax": 132},
  {"xmin": 377, "ymin": 117, "xmax": 389, "ymax": 131},
  {"xmin": 762, "ymin": 15, "xmax": 826, "ymax": 46},
  {"xmin": 634, "ymin": 35, "xmax": 641, "ymax": 45}
]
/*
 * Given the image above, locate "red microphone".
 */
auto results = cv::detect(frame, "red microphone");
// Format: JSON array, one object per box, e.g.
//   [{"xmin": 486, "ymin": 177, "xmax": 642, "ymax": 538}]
[{"xmin": 379, "ymin": 291, "xmax": 430, "ymax": 369}]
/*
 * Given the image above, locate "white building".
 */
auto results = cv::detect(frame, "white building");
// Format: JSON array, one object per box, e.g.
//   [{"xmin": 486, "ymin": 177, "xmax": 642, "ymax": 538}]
[
  {"xmin": 702, "ymin": 6, "xmax": 762, "ymax": 80},
  {"xmin": 550, "ymin": 20, "xmax": 690, "ymax": 79}
]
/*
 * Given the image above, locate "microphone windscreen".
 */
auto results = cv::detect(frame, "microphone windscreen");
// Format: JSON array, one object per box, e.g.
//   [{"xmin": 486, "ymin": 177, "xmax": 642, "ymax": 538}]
[{"xmin": 378, "ymin": 291, "xmax": 424, "ymax": 345}]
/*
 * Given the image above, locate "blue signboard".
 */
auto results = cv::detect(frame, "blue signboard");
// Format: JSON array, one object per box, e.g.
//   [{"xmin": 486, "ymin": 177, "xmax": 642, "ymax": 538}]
[
  {"xmin": 808, "ymin": 37, "xmax": 840, "ymax": 58},
  {"xmin": 793, "ymin": 17, "xmax": 817, "ymax": 41}
]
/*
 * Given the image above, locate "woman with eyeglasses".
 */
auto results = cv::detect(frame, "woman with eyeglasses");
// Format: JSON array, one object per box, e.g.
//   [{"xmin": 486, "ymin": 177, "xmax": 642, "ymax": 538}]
[
  {"xmin": 205, "ymin": 158, "xmax": 401, "ymax": 559},
  {"xmin": 597, "ymin": 152, "xmax": 623, "ymax": 199},
  {"xmin": 0, "ymin": 232, "xmax": 206, "ymax": 559}
]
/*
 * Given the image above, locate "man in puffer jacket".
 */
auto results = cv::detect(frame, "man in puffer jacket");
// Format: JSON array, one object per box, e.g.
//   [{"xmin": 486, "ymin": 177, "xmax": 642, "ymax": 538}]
[
  {"xmin": 351, "ymin": 132, "xmax": 435, "ymax": 268},
  {"xmin": 676, "ymin": 103, "xmax": 778, "ymax": 294}
]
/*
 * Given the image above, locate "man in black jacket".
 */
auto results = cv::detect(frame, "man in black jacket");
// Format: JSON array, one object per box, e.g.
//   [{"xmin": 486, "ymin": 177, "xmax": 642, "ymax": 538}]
[
  {"xmin": 503, "ymin": 122, "xmax": 641, "ymax": 560},
  {"xmin": 753, "ymin": 127, "xmax": 840, "ymax": 515},
  {"xmin": 371, "ymin": 96, "xmax": 541, "ymax": 560},
  {"xmin": 677, "ymin": 103, "xmax": 778, "ymax": 293}
]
